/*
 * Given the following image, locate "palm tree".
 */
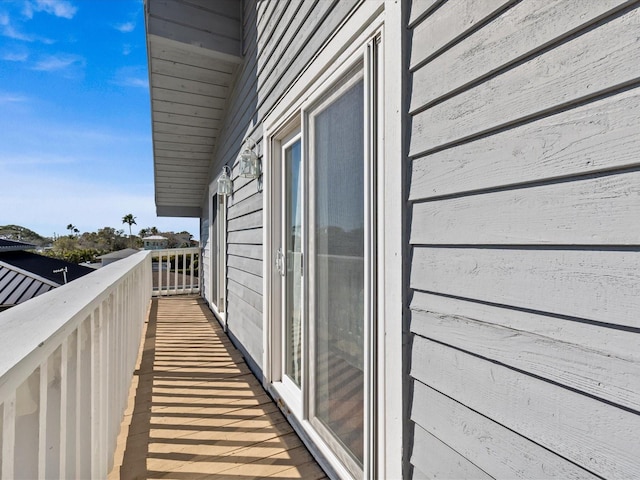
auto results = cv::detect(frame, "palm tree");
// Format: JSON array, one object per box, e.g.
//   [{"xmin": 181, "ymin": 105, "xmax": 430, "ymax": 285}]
[
  {"xmin": 66, "ymin": 224, "xmax": 79, "ymax": 238},
  {"xmin": 122, "ymin": 214, "xmax": 137, "ymax": 247}
]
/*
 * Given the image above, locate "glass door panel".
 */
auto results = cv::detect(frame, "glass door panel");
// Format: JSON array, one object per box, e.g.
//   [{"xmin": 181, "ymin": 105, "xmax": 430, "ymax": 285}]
[
  {"xmin": 311, "ymin": 75, "xmax": 365, "ymax": 467},
  {"xmin": 284, "ymin": 139, "xmax": 303, "ymax": 387}
]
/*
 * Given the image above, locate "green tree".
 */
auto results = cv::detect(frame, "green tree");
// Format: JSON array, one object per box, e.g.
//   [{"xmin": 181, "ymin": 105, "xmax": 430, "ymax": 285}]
[{"xmin": 122, "ymin": 214, "xmax": 137, "ymax": 247}]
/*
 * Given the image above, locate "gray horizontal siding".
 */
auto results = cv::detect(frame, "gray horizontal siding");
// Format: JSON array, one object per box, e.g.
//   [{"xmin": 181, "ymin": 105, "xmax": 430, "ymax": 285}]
[{"xmin": 407, "ymin": 1, "xmax": 640, "ymax": 478}]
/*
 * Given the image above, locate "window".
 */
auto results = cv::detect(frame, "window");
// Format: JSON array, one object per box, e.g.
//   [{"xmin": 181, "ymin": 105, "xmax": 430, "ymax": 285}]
[{"xmin": 208, "ymin": 176, "xmax": 227, "ymax": 323}]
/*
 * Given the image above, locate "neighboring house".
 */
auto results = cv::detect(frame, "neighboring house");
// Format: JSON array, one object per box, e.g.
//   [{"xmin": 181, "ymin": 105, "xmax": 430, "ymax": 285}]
[
  {"xmin": 145, "ymin": 1, "xmax": 639, "ymax": 479},
  {"xmin": 142, "ymin": 235, "xmax": 168, "ymax": 250},
  {"xmin": 0, "ymin": 239, "xmax": 93, "ymax": 310},
  {"xmin": 97, "ymin": 248, "xmax": 140, "ymax": 267}
]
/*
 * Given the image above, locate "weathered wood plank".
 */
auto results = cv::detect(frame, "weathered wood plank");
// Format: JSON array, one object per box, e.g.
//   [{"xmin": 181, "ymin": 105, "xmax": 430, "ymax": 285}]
[
  {"xmin": 411, "ymin": 291, "xmax": 639, "ymax": 362},
  {"xmin": 411, "ymin": 381, "xmax": 599, "ymax": 479},
  {"xmin": 152, "ymin": 74, "xmax": 228, "ymax": 98},
  {"xmin": 410, "ymin": 8, "xmax": 640, "ymax": 155},
  {"xmin": 179, "ymin": 0, "xmax": 241, "ymax": 20},
  {"xmin": 152, "ymin": 111, "xmax": 221, "ymax": 129},
  {"xmin": 227, "ymin": 255, "xmax": 262, "ymax": 278},
  {"xmin": 410, "ymin": 247, "xmax": 639, "ymax": 326},
  {"xmin": 410, "ymin": 0, "xmax": 514, "ymax": 70},
  {"xmin": 154, "ymin": 148, "xmax": 210, "ymax": 160},
  {"xmin": 155, "ymin": 163, "xmax": 209, "ymax": 176},
  {"xmin": 408, "ymin": 0, "xmax": 441, "ymax": 28},
  {"xmin": 148, "ymin": 0, "xmax": 241, "ymax": 41},
  {"xmin": 153, "ymin": 133, "xmax": 213, "ymax": 146},
  {"xmin": 147, "ymin": 18, "xmax": 240, "ymax": 59},
  {"xmin": 150, "ymin": 42, "xmax": 237, "ymax": 73},
  {"xmin": 410, "ymin": 424, "xmax": 492, "ymax": 480},
  {"xmin": 226, "ymin": 307, "xmax": 263, "ymax": 370},
  {"xmin": 153, "ymin": 123, "xmax": 217, "ymax": 137},
  {"xmin": 227, "ymin": 210, "xmax": 263, "ymax": 232},
  {"xmin": 256, "ymin": 0, "xmax": 324, "ymax": 88},
  {"xmin": 257, "ymin": 0, "xmax": 292, "ymax": 57},
  {"xmin": 154, "ymin": 141, "xmax": 212, "ymax": 153},
  {"xmin": 409, "ymin": 88, "xmax": 640, "ymax": 200},
  {"xmin": 412, "ymin": 0, "xmax": 631, "ymax": 98},
  {"xmin": 227, "ymin": 290, "xmax": 262, "ymax": 331},
  {"xmin": 153, "ymin": 88, "xmax": 227, "ymax": 111},
  {"xmin": 227, "ymin": 279, "xmax": 262, "ymax": 313},
  {"xmin": 410, "ymin": 308, "xmax": 640, "ymax": 411},
  {"xmin": 228, "ymin": 192, "xmax": 262, "ymax": 221},
  {"xmin": 411, "ymin": 169, "xmax": 640, "ymax": 245},
  {"xmin": 227, "ymin": 243, "xmax": 263, "ymax": 261},
  {"xmin": 227, "ymin": 266, "xmax": 262, "ymax": 295},
  {"xmin": 151, "ymin": 58, "xmax": 233, "ymax": 86},
  {"xmin": 411, "ymin": 337, "xmax": 640, "ymax": 478},
  {"xmin": 227, "ymin": 228, "xmax": 262, "ymax": 245},
  {"xmin": 259, "ymin": 0, "xmax": 365, "ymax": 120},
  {"xmin": 229, "ymin": 175, "xmax": 262, "ymax": 204},
  {"xmin": 153, "ymin": 96, "xmax": 224, "ymax": 116}
]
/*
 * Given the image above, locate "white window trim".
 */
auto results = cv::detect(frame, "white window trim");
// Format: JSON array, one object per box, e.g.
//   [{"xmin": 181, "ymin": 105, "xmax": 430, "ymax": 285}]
[{"xmin": 262, "ymin": 2, "xmax": 403, "ymax": 478}]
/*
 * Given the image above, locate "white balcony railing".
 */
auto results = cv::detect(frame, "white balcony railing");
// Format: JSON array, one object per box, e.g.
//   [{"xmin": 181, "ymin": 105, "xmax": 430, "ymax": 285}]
[
  {"xmin": 0, "ymin": 251, "xmax": 152, "ymax": 479},
  {"xmin": 150, "ymin": 247, "xmax": 200, "ymax": 296}
]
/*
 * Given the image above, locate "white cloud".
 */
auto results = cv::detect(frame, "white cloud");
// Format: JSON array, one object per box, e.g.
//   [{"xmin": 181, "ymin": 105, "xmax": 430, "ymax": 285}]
[
  {"xmin": 122, "ymin": 43, "xmax": 132, "ymax": 56},
  {"xmin": 113, "ymin": 65, "xmax": 149, "ymax": 88},
  {"xmin": 2, "ymin": 22, "xmax": 35, "ymax": 41},
  {"xmin": 118, "ymin": 77, "xmax": 148, "ymax": 88},
  {"xmin": 0, "ymin": 93, "xmax": 29, "ymax": 104},
  {"xmin": 32, "ymin": 53, "xmax": 84, "ymax": 72},
  {"xmin": 0, "ymin": 13, "xmax": 53, "ymax": 43},
  {"xmin": 29, "ymin": 0, "xmax": 77, "ymax": 19},
  {"xmin": 2, "ymin": 51, "xmax": 29, "ymax": 61},
  {"xmin": 114, "ymin": 21, "xmax": 135, "ymax": 33}
]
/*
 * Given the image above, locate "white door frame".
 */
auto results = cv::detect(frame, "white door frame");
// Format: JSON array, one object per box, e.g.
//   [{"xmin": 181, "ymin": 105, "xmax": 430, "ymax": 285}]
[{"xmin": 262, "ymin": 2, "xmax": 403, "ymax": 478}]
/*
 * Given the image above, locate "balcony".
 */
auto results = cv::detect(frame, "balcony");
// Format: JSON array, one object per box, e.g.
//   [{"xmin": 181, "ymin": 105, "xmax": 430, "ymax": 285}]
[{"xmin": 0, "ymin": 250, "xmax": 326, "ymax": 479}]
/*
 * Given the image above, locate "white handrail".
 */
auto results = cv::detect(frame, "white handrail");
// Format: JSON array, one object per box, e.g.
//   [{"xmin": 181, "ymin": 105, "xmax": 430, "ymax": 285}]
[
  {"xmin": 149, "ymin": 247, "xmax": 200, "ymax": 296},
  {"xmin": 0, "ymin": 250, "xmax": 152, "ymax": 479}
]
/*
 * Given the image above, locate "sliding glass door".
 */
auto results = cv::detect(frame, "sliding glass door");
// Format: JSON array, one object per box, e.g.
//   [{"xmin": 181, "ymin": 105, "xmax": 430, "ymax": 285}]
[
  {"xmin": 308, "ymin": 70, "xmax": 366, "ymax": 472},
  {"xmin": 271, "ymin": 53, "xmax": 376, "ymax": 479}
]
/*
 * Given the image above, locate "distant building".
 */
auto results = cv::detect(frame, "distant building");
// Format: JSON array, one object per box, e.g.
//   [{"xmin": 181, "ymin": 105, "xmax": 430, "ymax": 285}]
[
  {"xmin": 0, "ymin": 239, "xmax": 93, "ymax": 311},
  {"xmin": 143, "ymin": 235, "xmax": 168, "ymax": 250},
  {"xmin": 97, "ymin": 248, "xmax": 140, "ymax": 267}
]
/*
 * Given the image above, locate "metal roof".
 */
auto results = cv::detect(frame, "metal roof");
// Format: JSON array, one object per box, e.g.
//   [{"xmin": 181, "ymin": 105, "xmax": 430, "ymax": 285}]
[
  {"xmin": 0, "ymin": 251, "xmax": 94, "ymax": 285},
  {"xmin": 0, "ymin": 239, "xmax": 36, "ymax": 251},
  {"xmin": 145, "ymin": 0, "xmax": 243, "ymax": 217},
  {"xmin": 0, "ymin": 261, "xmax": 58, "ymax": 308}
]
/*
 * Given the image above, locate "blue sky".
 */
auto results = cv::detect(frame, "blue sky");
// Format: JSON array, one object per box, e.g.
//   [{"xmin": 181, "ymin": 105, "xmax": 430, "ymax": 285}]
[{"xmin": 0, "ymin": 0, "xmax": 198, "ymax": 238}]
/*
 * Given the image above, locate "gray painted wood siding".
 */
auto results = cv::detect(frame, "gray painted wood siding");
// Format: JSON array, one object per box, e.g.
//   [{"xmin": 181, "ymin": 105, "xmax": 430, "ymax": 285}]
[
  {"xmin": 200, "ymin": 0, "xmax": 361, "ymax": 372},
  {"xmin": 407, "ymin": 1, "xmax": 640, "ymax": 478}
]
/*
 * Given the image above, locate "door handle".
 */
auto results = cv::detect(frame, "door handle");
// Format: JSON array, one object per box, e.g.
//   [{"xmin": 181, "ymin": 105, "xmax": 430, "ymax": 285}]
[{"xmin": 275, "ymin": 248, "xmax": 285, "ymax": 276}]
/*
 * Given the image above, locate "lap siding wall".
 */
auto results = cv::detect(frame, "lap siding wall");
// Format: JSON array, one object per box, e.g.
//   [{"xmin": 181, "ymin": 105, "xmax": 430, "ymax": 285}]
[{"xmin": 406, "ymin": 1, "xmax": 640, "ymax": 478}]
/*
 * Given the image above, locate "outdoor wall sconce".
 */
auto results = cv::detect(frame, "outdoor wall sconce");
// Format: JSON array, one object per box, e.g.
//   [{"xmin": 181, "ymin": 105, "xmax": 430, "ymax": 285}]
[
  {"xmin": 238, "ymin": 137, "xmax": 261, "ymax": 179},
  {"xmin": 217, "ymin": 165, "xmax": 233, "ymax": 197}
]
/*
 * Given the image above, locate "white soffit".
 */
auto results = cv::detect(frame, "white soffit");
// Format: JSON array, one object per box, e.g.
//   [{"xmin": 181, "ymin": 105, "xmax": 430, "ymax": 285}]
[{"xmin": 145, "ymin": 0, "xmax": 243, "ymax": 217}]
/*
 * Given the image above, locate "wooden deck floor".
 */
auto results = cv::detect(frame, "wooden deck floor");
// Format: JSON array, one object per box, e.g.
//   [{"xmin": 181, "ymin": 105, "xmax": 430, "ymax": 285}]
[{"xmin": 109, "ymin": 296, "xmax": 327, "ymax": 480}]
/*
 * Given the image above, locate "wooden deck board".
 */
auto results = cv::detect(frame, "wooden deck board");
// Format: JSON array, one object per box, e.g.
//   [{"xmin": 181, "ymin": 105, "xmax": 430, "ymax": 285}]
[{"xmin": 109, "ymin": 296, "xmax": 327, "ymax": 480}]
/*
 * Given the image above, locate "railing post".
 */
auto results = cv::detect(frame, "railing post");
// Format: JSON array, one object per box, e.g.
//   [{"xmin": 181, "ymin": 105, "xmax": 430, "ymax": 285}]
[{"xmin": 1, "ymin": 392, "xmax": 16, "ymax": 479}]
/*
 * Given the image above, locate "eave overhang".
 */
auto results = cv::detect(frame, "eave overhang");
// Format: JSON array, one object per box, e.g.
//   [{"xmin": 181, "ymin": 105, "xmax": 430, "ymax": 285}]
[{"xmin": 144, "ymin": 0, "xmax": 242, "ymax": 218}]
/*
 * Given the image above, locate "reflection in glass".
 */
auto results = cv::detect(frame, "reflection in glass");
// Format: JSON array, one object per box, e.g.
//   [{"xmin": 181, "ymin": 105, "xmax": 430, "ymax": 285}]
[
  {"xmin": 285, "ymin": 140, "xmax": 303, "ymax": 386},
  {"xmin": 313, "ymin": 78, "xmax": 365, "ymax": 465}
]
